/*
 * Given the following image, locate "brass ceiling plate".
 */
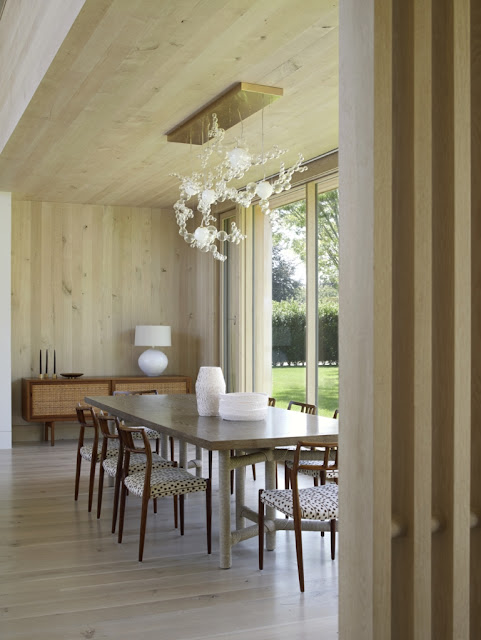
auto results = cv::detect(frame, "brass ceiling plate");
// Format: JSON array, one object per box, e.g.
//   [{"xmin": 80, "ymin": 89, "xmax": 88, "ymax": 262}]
[{"xmin": 166, "ymin": 82, "xmax": 283, "ymax": 145}]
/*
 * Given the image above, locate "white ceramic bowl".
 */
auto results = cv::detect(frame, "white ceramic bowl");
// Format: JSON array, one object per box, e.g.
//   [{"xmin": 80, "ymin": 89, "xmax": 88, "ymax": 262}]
[{"xmin": 219, "ymin": 393, "xmax": 268, "ymax": 421}]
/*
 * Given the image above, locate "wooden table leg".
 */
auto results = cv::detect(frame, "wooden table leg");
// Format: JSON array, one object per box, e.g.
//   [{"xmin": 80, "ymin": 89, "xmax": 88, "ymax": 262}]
[
  {"xmin": 265, "ymin": 457, "xmax": 276, "ymax": 551},
  {"xmin": 235, "ymin": 451, "xmax": 246, "ymax": 531},
  {"xmin": 218, "ymin": 449, "xmax": 232, "ymax": 569}
]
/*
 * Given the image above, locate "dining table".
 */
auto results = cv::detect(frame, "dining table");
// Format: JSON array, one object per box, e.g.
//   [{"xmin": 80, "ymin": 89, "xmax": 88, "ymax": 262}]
[{"xmin": 85, "ymin": 393, "xmax": 339, "ymax": 569}]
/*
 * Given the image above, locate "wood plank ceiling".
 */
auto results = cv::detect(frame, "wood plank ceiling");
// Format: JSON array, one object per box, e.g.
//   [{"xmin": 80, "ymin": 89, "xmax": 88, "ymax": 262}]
[{"xmin": 0, "ymin": 0, "xmax": 338, "ymax": 208}]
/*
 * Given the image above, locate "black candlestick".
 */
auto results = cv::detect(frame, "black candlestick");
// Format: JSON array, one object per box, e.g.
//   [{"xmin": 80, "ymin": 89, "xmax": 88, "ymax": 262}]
[
  {"xmin": 39, "ymin": 349, "xmax": 42, "ymax": 375},
  {"xmin": 54, "ymin": 350, "xmax": 56, "ymax": 374},
  {"xmin": 45, "ymin": 349, "xmax": 48, "ymax": 374}
]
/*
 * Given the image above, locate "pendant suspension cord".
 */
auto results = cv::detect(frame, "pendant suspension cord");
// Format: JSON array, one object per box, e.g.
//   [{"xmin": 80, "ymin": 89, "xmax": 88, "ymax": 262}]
[{"xmin": 238, "ymin": 108, "xmax": 244, "ymax": 144}]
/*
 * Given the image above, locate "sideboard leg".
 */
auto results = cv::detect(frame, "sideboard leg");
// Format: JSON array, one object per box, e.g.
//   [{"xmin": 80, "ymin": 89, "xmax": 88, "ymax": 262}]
[
  {"xmin": 44, "ymin": 423, "xmax": 49, "ymax": 441},
  {"xmin": 44, "ymin": 421, "xmax": 55, "ymax": 446}
]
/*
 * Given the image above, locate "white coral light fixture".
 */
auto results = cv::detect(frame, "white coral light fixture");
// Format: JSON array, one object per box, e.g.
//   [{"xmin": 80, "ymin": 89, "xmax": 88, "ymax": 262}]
[{"xmin": 172, "ymin": 113, "xmax": 307, "ymax": 261}]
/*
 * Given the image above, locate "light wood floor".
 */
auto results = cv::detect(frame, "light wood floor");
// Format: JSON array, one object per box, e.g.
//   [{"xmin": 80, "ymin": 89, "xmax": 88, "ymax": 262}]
[{"xmin": 0, "ymin": 441, "xmax": 338, "ymax": 640}]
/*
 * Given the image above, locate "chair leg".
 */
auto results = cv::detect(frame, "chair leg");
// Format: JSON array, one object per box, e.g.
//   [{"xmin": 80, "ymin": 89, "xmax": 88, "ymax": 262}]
[
  {"xmin": 97, "ymin": 461, "xmax": 105, "ymax": 519},
  {"xmin": 74, "ymin": 451, "xmax": 82, "ymax": 501},
  {"xmin": 293, "ymin": 504, "xmax": 305, "ymax": 592},
  {"xmin": 173, "ymin": 495, "xmax": 178, "ymax": 529},
  {"xmin": 155, "ymin": 437, "xmax": 160, "ymax": 455},
  {"xmin": 118, "ymin": 482, "xmax": 127, "ymax": 543},
  {"xmin": 258, "ymin": 490, "xmax": 264, "ymax": 570},
  {"xmin": 88, "ymin": 457, "xmax": 97, "ymax": 512},
  {"xmin": 138, "ymin": 494, "xmax": 150, "ymax": 562},
  {"xmin": 206, "ymin": 479, "xmax": 212, "ymax": 554},
  {"xmin": 284, "ymin": 463, "xmax": 290, "ymax": 490},
  {"xmin": 112, "ymin": 471, "xmax": 121, "ymax": 533},
  {"xmin": 153, "ymin": 498, "xmax": 157, "ymax": 514},
  {"xmin": 330, "ymin": 519, "xmax": 336, "ymax": 560},
  {"xmin": 169, "ymin": 436, "xmax": 175, "ymax": 461},
  {"xmin": 180, "ymin": 494, "xmax": 185, "ymax": 536},
  {"xmin": 252, "ymin": 464, "xmax": 256, "ymax": 480},
  {"xmin": 208, "ymin": 450, "xmax": 213, "ymax": 479},
  {"xmin": 230, "ymin": 450, "xmax": 234, "ymax": 494}
]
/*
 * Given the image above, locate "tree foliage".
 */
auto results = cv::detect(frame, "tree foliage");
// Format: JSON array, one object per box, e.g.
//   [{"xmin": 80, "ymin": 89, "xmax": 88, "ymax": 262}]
[
  {"xmin": 272, "ymin": 300, "xmax": 338, "ymax": 366},
  {"xmin": 270, "ymin": 189, "xmax": 339, "ymax": 294},
  {"xmin": 272, "ymin": 244, "xmax": 303, "ymax": 302}
]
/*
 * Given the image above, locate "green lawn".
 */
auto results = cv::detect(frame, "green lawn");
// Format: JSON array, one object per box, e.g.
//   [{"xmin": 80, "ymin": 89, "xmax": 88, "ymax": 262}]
[{"xmin": 272, "ymin": 366, "xmax": 339, "ymax": 417}]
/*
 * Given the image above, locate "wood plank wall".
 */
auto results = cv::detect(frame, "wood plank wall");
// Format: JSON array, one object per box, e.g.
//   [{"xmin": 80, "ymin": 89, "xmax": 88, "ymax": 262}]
[
  {"xmin": 11, "ymin": 199, "xmax": 218, "ymax": 439},
  {"xmin": 339, "ymin": 0, "xmax": 479, "ymax": 639}
]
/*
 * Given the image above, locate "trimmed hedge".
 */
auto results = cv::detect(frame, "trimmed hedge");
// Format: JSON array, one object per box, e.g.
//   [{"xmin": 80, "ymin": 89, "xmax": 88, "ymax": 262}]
[{"xmin": 272, "ymin": 300, "xmax": 338, "ymax": 366}]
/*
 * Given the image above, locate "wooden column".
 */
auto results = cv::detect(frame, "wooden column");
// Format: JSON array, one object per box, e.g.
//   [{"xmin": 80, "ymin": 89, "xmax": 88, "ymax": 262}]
[{"xmin": 339, "ymin": 0, "xmax": 478, "ymax": 638}]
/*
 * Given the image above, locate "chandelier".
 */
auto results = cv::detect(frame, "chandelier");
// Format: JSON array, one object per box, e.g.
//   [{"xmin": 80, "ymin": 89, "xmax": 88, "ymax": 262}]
[{"xmin": 172, "ymin": 113, "xmax": 307, "ymax": 262}]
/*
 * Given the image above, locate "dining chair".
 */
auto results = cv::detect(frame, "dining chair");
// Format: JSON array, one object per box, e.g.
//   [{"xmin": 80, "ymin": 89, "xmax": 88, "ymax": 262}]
[
  {"xmin": 94, "ymin": 410, "xmax": 176, "ymax": 533},
  {"xmin": 112, "ymin": 389, "xmax": 162, "ymax": 454},
  {"xmin": 117, "ymin": 424, "xmax": 212, "ymax": 562},
  {"xmin": 258, "ymin": 440, "xmax": 339, "ymax": 592},
  {"xmin": 227, "ymin": 396, "xmax": 276, "ymax": 493},
  {"xmin": 279, "ymin": 401, "xmax": 317, "ymax": 489},
  {"xmin": 74, "ymin": 405, "xmax": 119, "ymax": 512},
  {"xmin": 284, "ymin": 407, "xmax": 339, "ymax": 489}
]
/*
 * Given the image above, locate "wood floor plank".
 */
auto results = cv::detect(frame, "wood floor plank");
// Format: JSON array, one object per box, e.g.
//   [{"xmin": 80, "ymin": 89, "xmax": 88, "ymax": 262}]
[{"xmin": 0, "ymin": 442, "xmax": 338, "ymax": 639}]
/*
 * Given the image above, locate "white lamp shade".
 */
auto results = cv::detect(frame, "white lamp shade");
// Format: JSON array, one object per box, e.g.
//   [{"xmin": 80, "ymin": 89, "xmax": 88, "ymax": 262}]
[{"xmin": 135, "ymin": 325, "xmax": 171, "ymax": 347}]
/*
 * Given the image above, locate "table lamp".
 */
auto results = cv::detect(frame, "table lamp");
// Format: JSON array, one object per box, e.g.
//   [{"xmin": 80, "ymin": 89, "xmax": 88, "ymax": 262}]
[{"xmin": 134, "ymin": 325, "xmax": 171, "ymax": 376}]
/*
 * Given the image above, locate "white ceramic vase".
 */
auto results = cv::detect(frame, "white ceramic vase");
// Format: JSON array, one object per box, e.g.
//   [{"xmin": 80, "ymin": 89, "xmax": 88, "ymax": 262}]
[{"xmin": 195, "ymin": 366, "xmax": 226, "ymax": 416}]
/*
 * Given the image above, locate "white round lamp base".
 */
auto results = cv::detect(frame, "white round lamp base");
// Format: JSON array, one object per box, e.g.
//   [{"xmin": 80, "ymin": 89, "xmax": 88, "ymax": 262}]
[{"xmin": 138, "ymin": 349, "xmax": 168, "ymax": 377}]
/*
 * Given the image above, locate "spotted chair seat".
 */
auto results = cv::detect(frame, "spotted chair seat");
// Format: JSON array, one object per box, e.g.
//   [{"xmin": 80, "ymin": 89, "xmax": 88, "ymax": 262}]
[
  {"xmin": 80, "ymin": 440, "xmax": 119, "ymax": 463},
  {"xmin": 285, "ymin": 459, "xmax": 339, "ymax": 480},
  {"xmin": 124, "ymin": 466, "xmax": 208, "ymax": 499},
  {"xmin": 102, "ymin": 452, "xmax": 173, "ymax": 477},
  {"xmin": 260, "ymin": 483, "xmax": 339, "ymax": 520},
  {"xmin": 130, "ymin": 426, "xmax": 160, "ymax": 442}
]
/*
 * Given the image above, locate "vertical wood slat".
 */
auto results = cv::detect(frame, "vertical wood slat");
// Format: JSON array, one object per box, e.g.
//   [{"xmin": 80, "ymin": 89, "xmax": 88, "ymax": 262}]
[
  {"xmin": 470, "ymin": 2, "xmax": 481, "ymax": 638},
  {"xmin": 11, "ymin": 200, "xmax": 218, "ymax": 433},
  {"xmin": 391, "ymin": 1, "xmax": 415, "ymax": 636},
  {"xmin": 453, "ymin": 1, "xmax": 472, "ymax": 638},
  {"xmin": 412, "ymin": 0, "xmax": 433, "ymax": 638},
  {"xmin": 340, "ymin": 0, "xmax": 476, "ymax": 638},
  {"xmin": 339, "ymin": 0, "xmax": 393, "ymax": 637}
]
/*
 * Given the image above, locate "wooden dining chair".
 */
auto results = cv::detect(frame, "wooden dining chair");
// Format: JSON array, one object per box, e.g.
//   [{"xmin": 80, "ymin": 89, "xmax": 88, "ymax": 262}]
[
  {"xmin": 259, "ymin": 440, "xmax": 339, "ymax": 592},
  {"xmin": 94, "ymin": 410, "xmax": 176, "ymax": 532},
  {"xmin": 284, "ymin": 407, "xmax": 339, "ymax": 489},
  {"xmin": 112, "ymin": 389, "xmax": 162, "ymax": 454},
  {"xmin": 227, "ymin": 396, "xmax": 277, "ymax": 493},
  {"xmin": 278, "ymin": 401, "xmax": 317, "ymax": 489},
  {"xmin": 74, "ymin": 405, "xmax": 119, "ymax": 512},
  {"xmin": 117, "ymin": 424, "xmax": 212, "ymax": 562}
]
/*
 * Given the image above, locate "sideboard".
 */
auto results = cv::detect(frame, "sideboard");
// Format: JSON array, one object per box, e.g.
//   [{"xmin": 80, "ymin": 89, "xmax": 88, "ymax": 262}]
[{"xmin": 21, "ymin": 375, "xmax": 192, "ymax": 446}]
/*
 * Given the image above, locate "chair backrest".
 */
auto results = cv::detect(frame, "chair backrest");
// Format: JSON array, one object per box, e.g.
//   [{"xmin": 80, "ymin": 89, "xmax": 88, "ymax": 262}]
[
  {"xmin": 117, "ymin": 424, "xmax": 152, "ymax": 486},
  {"xmin": 290, "ymin": 440, "xmax": 339, "ymax": 491},
  {"xmin": 113, "ymin": 389, "xmax": 158, "ymax": 396},
  {"xmin": 132, "ymin": 389, "xmax": 158, "ymax": 395},
  {"xmin": 333, "ymin": 409, "xmax": 339, "ymax": 419},
  {"xmin": 95, "ymin": 412, "xmax": 120, "ymax": 441},
  {"xmin": 287, "ymin": 401, "xmax": 316, "ymax": 415},
  {"xmin": 75, "ymin": 405, "xmax": 98, "ymax": 449},
  {"xmin": 268, "ymin": 397, "xmax": 276, "ymax": 407}
]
